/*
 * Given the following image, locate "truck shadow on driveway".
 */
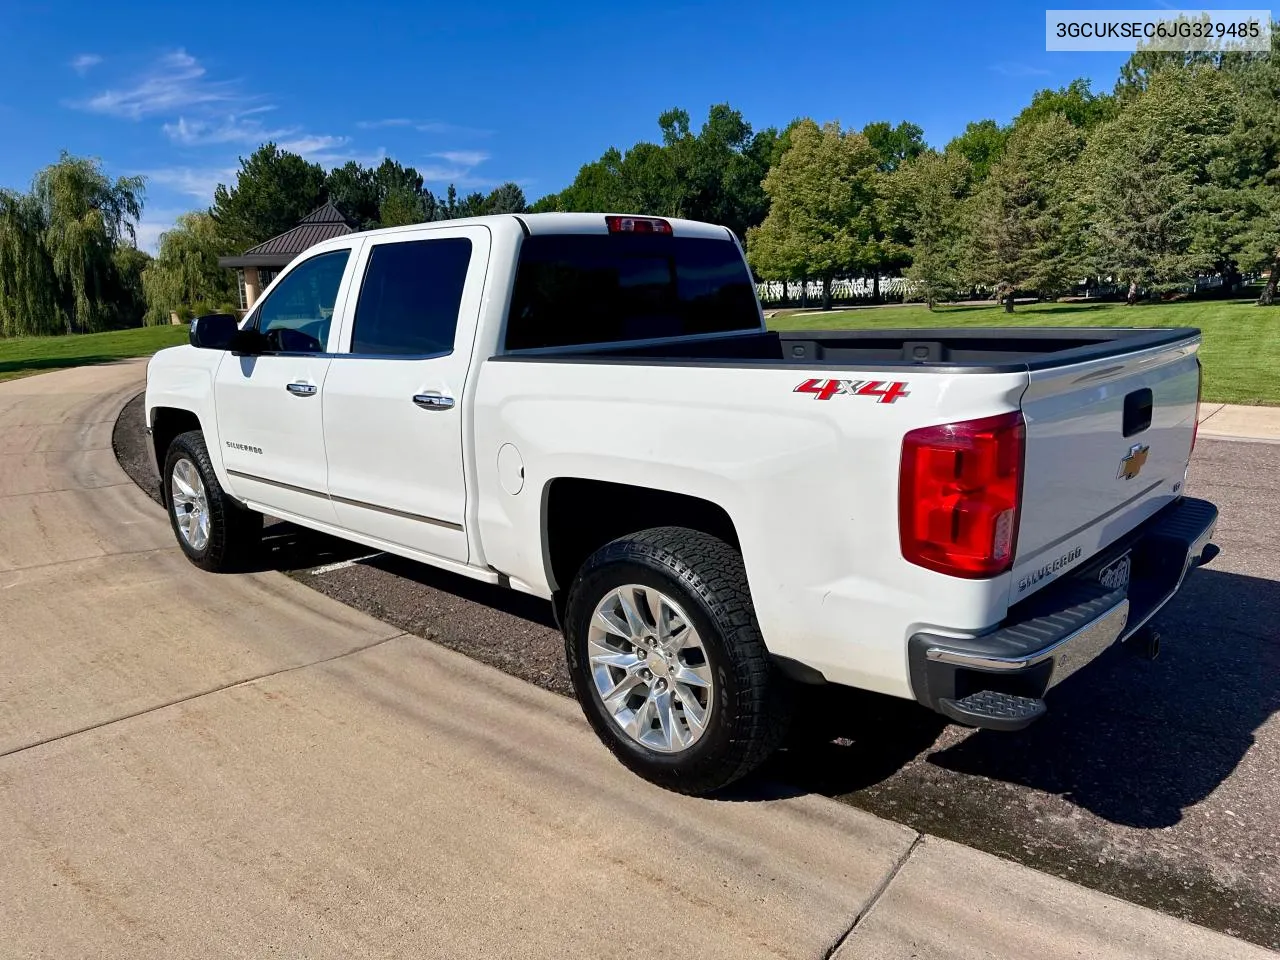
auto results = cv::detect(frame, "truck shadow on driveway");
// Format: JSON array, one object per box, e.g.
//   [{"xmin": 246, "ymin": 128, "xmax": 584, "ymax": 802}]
[
  {"xmin": 762, "ymin": 567, "xmax": 1279, "ymax": 830},
  {"xmin": 245, "ymin": 504, "xmax": 1278, "ymax": 832}
]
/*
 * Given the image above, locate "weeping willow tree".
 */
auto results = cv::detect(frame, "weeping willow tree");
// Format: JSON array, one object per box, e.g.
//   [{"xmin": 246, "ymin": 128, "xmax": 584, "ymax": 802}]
[
  {"xmin": 141, "ymin": 212, "xmax": 237, "ymax": 324},
  {"xmin": 0, "ymin": 190, "xmax": 61, "ymax": 336},
  {"xmin": 0, "ymin": 153, "xmax": 145, "ymax": 337}
]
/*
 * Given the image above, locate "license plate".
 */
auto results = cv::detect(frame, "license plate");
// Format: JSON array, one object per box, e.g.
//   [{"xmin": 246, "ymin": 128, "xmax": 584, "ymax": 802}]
[{"xmin": 1098, "ymin": 552, "xmax": 1132, "ymax": 592}]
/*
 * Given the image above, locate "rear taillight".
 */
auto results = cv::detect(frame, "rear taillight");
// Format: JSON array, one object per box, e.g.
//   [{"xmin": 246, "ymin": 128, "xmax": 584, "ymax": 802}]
[
  {"xmin": 899, "ymin": 412, "xmax": 1026, "ymax": 578},
  {"xmin": 1191, "ymin": 359, "xmax": 1203, "ymax": 455},
  {"xmin": 606, "ymin": 215, "xmax": 672, "ymax": 235}
]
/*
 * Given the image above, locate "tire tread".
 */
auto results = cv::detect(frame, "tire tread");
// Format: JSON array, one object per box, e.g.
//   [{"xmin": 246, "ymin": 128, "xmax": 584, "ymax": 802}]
[
  {"xmin": 165, "ymin": 430, "xmax": 262, "ymax": 572},
  {"xmin": 566, "ymin": 526, "xmax": 789, "ymax": 795}
]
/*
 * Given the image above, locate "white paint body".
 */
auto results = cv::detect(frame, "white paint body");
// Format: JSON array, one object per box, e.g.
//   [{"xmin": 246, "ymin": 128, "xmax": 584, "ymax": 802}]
[{"xmin": 147, "ymin": 214, "xmax": 1200, "ymax": 701}]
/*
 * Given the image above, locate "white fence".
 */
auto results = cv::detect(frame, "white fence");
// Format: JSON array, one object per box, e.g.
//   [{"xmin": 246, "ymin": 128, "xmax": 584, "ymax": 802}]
[{"xmin": 756, "ymin": 277, "xmax": 922, "ymax": 304}]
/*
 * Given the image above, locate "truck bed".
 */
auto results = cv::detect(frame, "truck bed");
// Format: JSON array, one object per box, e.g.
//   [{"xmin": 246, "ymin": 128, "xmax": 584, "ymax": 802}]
[{"xmin": 501, "ymin": 327, "xmax": 1199, "ymax": 372}]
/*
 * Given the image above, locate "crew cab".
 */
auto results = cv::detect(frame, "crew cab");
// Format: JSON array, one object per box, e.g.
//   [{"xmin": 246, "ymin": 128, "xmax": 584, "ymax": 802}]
[{"xmin": 145, "ymin": 213, "xmax": 1218, "ymax": 794}]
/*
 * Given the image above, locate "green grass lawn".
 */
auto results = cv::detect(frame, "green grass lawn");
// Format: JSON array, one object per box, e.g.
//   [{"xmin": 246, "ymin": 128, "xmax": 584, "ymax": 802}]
[
  {"xmin": 770, "ymin": 298, "xmax": 1280, "ymax": 406},
  {"xmin": 0, "ymin": 325, "xmax": 191, "ymax": 384}
]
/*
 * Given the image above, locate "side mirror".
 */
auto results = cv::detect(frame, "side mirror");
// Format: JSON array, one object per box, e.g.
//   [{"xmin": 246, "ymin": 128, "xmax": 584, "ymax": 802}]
[{"xmin": 188, "ymin": 313, "xmax": 239, "ymax": 350}]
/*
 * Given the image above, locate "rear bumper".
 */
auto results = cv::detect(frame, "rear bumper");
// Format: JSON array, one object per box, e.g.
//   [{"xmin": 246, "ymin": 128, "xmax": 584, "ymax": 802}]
[{"xmin": 908, "ymin": 496, "xmax": 1218, "ymax": 730}]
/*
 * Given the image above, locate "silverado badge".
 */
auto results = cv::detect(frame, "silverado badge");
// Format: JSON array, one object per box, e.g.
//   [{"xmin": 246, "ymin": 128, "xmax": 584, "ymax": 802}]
[{"xmin": 1117, "ymin": 442, "xmax": 1150, "ymax": 480}]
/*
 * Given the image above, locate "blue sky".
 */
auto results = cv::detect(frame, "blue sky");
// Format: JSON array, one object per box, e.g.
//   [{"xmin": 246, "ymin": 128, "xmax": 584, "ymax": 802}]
[{"xmin": 0, "ymin": 1, "xmax": 1209, "ymax": 250}]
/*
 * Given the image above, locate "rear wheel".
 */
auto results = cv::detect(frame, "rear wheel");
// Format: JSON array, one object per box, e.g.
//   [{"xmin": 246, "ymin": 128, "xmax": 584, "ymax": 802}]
[
  {"xmin": 565, "ymin": 527, "xmax": 790, "ymax": 795},
  {"xmin": 163, "ymin": 430, "xmax": 262, "ymax": 572}
]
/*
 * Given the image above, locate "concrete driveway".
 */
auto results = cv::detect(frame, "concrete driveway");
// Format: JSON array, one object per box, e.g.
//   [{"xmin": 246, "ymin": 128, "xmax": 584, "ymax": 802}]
[{"xmin": 0, "ymin": 360, "xmax": 1271, "ymax": 959}]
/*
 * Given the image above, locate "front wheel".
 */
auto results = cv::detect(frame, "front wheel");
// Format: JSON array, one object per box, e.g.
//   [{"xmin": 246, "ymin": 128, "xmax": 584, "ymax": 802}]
[
  {"xmin": 163, "ymin": 430, "xmax": 262, "ymax": 572},
  {"xmin": 564, "ymin": 527, "xmax": 790, "ymax": 795}
]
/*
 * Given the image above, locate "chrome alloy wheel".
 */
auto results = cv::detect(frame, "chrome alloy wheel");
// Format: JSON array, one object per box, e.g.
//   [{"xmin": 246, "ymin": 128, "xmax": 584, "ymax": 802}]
[
  {"xmin": 170, "ymin": 457, "xmax": 211, "ymax": 552},
  {"xmin": 587, "ymin": 584, "xmax": 714, "ymax": 753}
]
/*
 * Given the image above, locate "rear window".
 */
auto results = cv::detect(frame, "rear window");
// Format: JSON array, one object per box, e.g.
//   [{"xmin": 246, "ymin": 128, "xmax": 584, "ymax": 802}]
[{"xmin": 504, "ymin": 234, "xmax": 760, "ymax": 351}]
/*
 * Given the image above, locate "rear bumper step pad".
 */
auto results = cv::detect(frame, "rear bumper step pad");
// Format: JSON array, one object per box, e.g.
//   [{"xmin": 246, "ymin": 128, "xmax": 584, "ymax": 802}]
[{"xmin": 908, "ymin": 497, "xmax": 1218, "ymax": 731}]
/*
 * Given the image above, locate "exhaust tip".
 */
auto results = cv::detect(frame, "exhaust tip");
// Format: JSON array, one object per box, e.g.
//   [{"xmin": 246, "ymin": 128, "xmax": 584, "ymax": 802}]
[{"xmin": 1127, "ymin": 626, "xmax": 1161, "ymax": 660}]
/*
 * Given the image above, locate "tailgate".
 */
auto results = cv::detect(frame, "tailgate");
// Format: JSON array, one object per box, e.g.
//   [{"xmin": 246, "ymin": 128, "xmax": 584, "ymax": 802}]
[{"xmin": 1011, "ymin": 334, "xmax": 1201, "ymax": 602}]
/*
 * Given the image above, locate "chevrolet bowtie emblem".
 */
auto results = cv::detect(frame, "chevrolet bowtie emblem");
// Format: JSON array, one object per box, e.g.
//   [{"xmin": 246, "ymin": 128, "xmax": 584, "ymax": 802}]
[{"xmin": 1117, "ymin": 442, "xmax": 1150, "ymax": 480}]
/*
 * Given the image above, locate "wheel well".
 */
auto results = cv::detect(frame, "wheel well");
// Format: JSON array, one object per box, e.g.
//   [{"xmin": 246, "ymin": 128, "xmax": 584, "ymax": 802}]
[
  {"xmin": 543, "ymin": 478, "xmax": 740, "ymax": 599},
  {"xmin": 150, "ymin": 407, "xmax": 202, "ymax": 477}
]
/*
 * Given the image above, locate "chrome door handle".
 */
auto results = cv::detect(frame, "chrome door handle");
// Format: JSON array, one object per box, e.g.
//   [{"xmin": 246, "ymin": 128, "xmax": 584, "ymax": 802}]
[
  {"xmin": 413, "ymin": 393, "xmax": 455, "ymax": 411},
  {"xmin": 286, "ymin": 382, "xmax": 317, "ymax": 397}
]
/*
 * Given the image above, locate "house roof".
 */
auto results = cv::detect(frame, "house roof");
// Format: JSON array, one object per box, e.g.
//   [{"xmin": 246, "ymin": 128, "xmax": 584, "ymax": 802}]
[{"xmin": 218, "ymin": 201, "xmax": 356, "ymax": 268}]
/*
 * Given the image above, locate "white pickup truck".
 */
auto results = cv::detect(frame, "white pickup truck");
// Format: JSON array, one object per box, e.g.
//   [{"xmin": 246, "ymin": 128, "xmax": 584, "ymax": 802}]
[{"xmin": 146, "ymin": 212, "xmax": 1218, "ymax": 794}]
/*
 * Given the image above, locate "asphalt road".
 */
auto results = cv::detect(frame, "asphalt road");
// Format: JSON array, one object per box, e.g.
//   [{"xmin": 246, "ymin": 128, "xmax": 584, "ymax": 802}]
[{"xmin": 115, "ymin": 392, "xmax": 1280, "ymax": 949}]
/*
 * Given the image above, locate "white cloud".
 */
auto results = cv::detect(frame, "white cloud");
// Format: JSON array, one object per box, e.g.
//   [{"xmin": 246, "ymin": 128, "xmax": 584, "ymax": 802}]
[
  {"xmin": 74, "ymin": 49, "xmax": 241, "ymax": 120},
  {"xmin": 132, "ymin": 207, "xmax": 187, "ymax": 254},
  {"xmin": 142, "ymin": 165, "xmax": 237, "ymax": 201},
  {"xmin": 990, "ymin": 61, "xmax": 1052, "ymax": 78},
  {"xmin": 416, "ymin": 149, "xmax": 503, "ymax": 188},
  {"xmin": 163, "ymin": 111, "xmax": 288, "ymax": 146},
  {"xmin": 278, "ymin": 134, "xmax": 349, "ymax": 157},
  {"xmin": 275, "ymin": 135, "xmax": 387, "ymax": 169},
  {"xmin": 357, "ymin": 117, "xmax": 493, "ymax": 137},
  {"xmin": 432, "ymin": 149, "xmax": 489, "ymax": 167},
  {"xmin": 416, "ymin": 163, "xmax": 470, "ymax": 183},
  {"xmin": 356, "ymin": 118, "xmax": 414, "ymax": 129},
  {"xmin": 70, "ymin": 53, "xmax": 102, "ymax": 75}
]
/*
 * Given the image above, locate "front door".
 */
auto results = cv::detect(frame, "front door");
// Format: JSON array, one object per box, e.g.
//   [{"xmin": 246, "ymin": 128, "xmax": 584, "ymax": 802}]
[
  {"xmin": 322, "ymin": 225, "xmax": 490, "ymax": 562},
  {"xmin": 214, "ymin": 246, "xmax": 358, "ymax": 525}
]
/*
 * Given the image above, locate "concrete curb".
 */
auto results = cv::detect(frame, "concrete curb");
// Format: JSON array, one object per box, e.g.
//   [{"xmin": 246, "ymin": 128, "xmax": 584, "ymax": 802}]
[{"xmin": 1198, "ymin": 403, "xmax": 1280, "ymax": 443}]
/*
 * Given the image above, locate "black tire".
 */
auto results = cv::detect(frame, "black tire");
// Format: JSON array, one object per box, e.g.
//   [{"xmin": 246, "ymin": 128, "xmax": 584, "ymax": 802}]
[
  {"xmin": 163, "ymin": 430, "xmax": 262, "ymax": 572},
  {"xmin": 564, "ymin": 527, "xmax": 791, "ymax": 795}
]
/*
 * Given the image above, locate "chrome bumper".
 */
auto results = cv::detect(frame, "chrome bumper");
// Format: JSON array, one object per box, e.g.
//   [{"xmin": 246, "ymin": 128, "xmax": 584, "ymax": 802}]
[{"xmin": 908, "ymin": 497, "xmax": 1218, "ymax": 727}]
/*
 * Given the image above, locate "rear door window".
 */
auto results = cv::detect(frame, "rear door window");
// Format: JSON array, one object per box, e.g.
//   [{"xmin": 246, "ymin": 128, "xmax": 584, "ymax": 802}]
[
  {"xmin": 351, "ymin": 237, "xmax": 473, "ymax": 356},
  {"xmin": 504, "ymin": 234, "xmax": 759, "ymax": 351}
]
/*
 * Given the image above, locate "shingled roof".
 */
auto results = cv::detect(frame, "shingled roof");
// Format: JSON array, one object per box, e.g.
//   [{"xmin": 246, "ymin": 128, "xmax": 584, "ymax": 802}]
[{"xmin": 218, "ymin": 201, "xmax": 356, "ymax": 268}]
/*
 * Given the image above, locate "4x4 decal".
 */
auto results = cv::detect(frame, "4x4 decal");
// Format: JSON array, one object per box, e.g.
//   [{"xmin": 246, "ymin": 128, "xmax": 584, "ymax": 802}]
[{"xmin": 793, "ymin": 378, "xmax": 910, "ymax": 403}]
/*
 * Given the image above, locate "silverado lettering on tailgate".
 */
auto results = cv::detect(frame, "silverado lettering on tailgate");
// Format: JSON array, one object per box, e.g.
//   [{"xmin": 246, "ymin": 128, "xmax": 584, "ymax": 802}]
[
  {"xmin": 794, "ymin": 378, "xmax": 911, "ymax": 403},
  {"xmin": 1017, "ymin": 546, "xmax": 1083, "ymax": 594}
]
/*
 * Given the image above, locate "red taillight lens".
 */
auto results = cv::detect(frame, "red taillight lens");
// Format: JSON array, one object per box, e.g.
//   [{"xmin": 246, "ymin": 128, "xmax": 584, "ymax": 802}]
[
  {"xmin": 899, "ymin": 412, "xmax": 1026, "ymax": 578},
  {"xmin": 605, "ymin": 215, "xmax": 672, "ymax": 235},
  {"xmin": 1191, "ymin": 359, "xmax": 1203, "ymax": 455}
]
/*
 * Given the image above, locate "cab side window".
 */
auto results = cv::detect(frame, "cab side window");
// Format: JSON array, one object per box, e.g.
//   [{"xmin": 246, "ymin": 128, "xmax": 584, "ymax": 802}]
[
  {"xmin": 351, "ymin": 237, "xmax": 473, "ymax": 356},
  {"xmin": 253, "ymin": 249, "xmax": 350, "ymax": 353}
]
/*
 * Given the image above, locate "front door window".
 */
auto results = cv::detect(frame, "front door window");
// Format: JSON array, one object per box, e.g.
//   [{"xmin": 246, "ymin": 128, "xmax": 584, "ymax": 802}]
[{"xmin": 252, "ymin": 250, "xmax": 349, "ymax": 353}]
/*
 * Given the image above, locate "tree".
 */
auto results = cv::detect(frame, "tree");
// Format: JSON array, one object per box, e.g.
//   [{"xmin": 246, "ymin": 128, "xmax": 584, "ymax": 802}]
[
  {"xmin": 483, "ymin": 182, "xmax": 528, "ymax": 215},
  {"xmin": 0, "ymin": 189, "xmax": 61, "ymax": 336},
  {"xmin": 32, "ymin": 154, "xmax": 145, "ymax": 333},
  {"xmin": 326, "ymin": 158, "xmax": 451, "ymax": 229},
  {"xmin": 378, "ymin": 185, "xmax": 428, "ymax": 226},
  {"xmin": 211, "ymin": 143, "xmax": 327, "ymax": 250},
  {"xmin": 890, "ymin": 151, "xmax": 972, "ymax": 309},
  {"xmin": 1013, "ymin": 79, "xmax": 1117, "ymax": 132},
  {"xmin": 746, "ymin": 120, "xmax": 880, "ymax": 309},
  {"xmin": 141, "ymin": 212, "xmax": 237, "ymax": 323},
  {"xmin": 967, "ymin": 115, "xmax": 1086, "ymax": 310},
  {"xmin": 1080, "ymin": 67, "xmax": 1236, "ymax": 302},
  {"xmin": 944, "ymin": 120, "xmax": 1008, "ymax": 181},
  {"xmin": 0, "ymin": 153, "xmax": 145, "ymax": 336},
  {"xmin": 1210, "ymin": 30, "xmax": 1280, "ymax": 303},
  {"xmin": 660, "ymin": 104, "xmax": 780, "ymax": 238},
  {"xmin": 325, "ymin": 161, "xmax": 380, "ymax": 229},
  {"xmin": 108, "ymin": 244, "xmax": 151, "ymax": 329},
  {"xmin": 531, "ymin": 104, "xmax": 777, "ymax": 239},
  {"xmin": 862, "ymin": 121, "xmax": 926, "ymax": 172}
]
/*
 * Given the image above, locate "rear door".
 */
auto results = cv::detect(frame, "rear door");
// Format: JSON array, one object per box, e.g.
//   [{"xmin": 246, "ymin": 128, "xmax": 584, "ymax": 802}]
[
  {"xmin": 214, "ymin": 245, "xmax": 359, "ymax": 525},
  {"xmin": 1010, "ymin": 336, "xmax": 1201, "ymax": 602},
  {"xmin": 321, "ymin": 224, "xmax": 490, "ymax": 562}
]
